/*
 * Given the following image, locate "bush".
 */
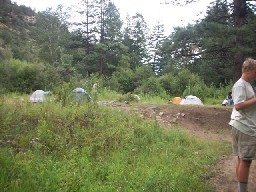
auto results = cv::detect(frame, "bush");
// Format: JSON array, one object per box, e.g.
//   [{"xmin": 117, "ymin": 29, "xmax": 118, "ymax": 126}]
[
  {"xmin": 158, "ymin": 74, "xmax": 179, "ymax": 96},
  {"xmin": 135, "ymin": 77, "xmax": 165, "ymax": 96},
  {"xmin": 110, "ymin": 69, "xmax": 136, "ymax": 93}
]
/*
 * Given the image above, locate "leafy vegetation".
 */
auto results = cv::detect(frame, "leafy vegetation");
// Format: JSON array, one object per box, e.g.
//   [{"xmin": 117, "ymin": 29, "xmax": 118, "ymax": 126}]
[
  {"xmin": 0, "ymin": 58, "xmax": 234, "ymax": 103},
  {"xmin": 0, "ymin": 95, "xmax": 230, "ymax": 192},
  {"xmin": 1, "ymin": 0, "xmax": 256, "ymax": 97}
]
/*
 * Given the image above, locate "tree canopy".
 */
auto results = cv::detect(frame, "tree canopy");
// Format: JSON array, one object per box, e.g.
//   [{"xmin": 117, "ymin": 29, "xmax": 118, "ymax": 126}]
[{"xmin": 1, "ymin": 0, "xmax": 256, "ymax": 95}]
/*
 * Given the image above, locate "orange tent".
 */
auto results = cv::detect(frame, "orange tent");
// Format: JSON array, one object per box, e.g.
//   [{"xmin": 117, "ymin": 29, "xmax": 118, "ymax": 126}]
[{"xmin": 172, "ymin": 97, "xmax": 182, "ymax": 104}]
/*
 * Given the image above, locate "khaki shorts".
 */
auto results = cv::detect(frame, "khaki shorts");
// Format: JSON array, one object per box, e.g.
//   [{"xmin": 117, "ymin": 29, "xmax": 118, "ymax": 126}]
[{"xmin": 232, "ymin": 127, "xmax": 256, "ymax": 160}]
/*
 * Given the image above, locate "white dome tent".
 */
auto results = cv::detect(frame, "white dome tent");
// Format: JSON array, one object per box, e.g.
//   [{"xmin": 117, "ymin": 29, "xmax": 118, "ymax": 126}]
[
  {"xmin": 29, "ymin": 90, "xmax": 49, "ymax": 103},
  {"xmin": 180, "ymin": 95, "xmax": 203, "ymax": 105}
]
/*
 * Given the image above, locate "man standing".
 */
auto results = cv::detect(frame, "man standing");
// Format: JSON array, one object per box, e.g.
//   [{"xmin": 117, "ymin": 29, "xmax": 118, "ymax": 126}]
[{"xmin": 229, "ymin": 58, "xmax": 256, "ymax": 192}]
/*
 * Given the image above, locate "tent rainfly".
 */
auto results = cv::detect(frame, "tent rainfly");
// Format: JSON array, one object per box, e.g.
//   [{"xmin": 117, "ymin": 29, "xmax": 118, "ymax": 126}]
[
  {"xmin": 180, "ymin": 95, "xmax": 203, "ymax": 105},
  {"xmin": 72, "ymin": 87, "xmax": 91, "ymax": 101}
]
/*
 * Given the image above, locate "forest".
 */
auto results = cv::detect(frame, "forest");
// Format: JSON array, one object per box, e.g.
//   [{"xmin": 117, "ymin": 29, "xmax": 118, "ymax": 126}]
[{"xmin": 1, "ymin": 0, "xmax": 256, "ymax": 99}]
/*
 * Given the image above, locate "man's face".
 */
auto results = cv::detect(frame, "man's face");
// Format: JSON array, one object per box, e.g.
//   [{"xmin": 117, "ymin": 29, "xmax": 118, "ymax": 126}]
[{"xmin": 248, "ymin": 68, "xmax": 256, "ymax": 81}]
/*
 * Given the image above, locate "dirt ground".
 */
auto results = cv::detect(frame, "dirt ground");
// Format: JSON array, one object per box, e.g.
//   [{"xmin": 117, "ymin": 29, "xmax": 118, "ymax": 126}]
[{"xmin": 109, "ymin": 101, "xmax": 256, "ymax": 192}]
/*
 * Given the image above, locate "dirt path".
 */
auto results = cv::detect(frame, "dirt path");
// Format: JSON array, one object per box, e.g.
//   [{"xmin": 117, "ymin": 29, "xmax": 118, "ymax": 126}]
[{"xmin": 110, "ymin": 102, "xmax": 256, "ymax": 192}]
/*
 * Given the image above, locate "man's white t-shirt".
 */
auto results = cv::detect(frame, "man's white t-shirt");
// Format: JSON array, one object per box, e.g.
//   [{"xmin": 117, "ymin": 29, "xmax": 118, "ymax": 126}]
[{"xmin": 229, "ymin": 78, "xmax": 256, "ymax": 136}]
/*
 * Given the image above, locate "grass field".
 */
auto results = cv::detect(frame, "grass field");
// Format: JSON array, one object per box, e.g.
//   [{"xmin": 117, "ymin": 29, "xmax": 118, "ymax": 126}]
[{"xmin": 0, "ymin": 94, "xmax": 230, "ymax": 192}]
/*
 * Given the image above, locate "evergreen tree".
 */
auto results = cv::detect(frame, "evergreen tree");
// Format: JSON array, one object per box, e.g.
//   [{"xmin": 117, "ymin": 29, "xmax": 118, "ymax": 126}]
[
  {"xmin": 161, "ymin": 0, "xmax": 256, "ymax": 81},
  {"xmin": 192, "ymin": 0, "xmax": 234, "ymax": 85},
  {"xmin": 70, "ymin": 0, "xmax": 125, "ymax": 76},
  {"xmin": 148, "ymin": 21, "xmax": 166, "ymax": 74},
  {"xmin": 75, "ymin": 0, "xmax": 98, "ymax": 49},
  {"xmin": 70, "ymin": 0, "xmax": 99, "ymax": 76},
  {"xmin": 94, "ymin": 0, "xmax": 123, "ymax": 75},
  {"xmin": 122, "ymin": 13, "xmax": 149, "ymax": 70}
]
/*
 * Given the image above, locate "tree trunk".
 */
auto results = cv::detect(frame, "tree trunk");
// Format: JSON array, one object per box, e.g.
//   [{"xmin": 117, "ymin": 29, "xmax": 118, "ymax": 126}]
[{"xmin": 233, "ymin": 0, "xmax": 246, "ymax": 81}]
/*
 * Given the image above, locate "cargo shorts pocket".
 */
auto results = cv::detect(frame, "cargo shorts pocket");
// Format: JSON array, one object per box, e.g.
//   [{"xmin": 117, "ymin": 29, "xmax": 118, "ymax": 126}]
[{"xmin": 239, "ymin": 140, "xmax": 256, "ymax": 160}]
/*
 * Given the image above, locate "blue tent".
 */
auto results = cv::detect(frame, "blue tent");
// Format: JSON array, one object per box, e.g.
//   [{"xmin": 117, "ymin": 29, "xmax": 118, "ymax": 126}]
[
  {"xmin": 72, "ymin": 87, "xmax": 91, "ymax": 101},
  {"xmin": 72, "ymin": 88, "xmax": 88, "ymax": 94}
]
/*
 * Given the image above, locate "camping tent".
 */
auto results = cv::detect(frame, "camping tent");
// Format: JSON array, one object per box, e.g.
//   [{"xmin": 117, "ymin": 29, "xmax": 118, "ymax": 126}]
[
  {"xmin": 72, "ymin": 87, "xmax": 88, "ymax": 94},
  {"xmin": 72, "ymin": 87, "xmax": 91, "ymax": 101},
  {"xmin": 30, "ymin": 90, "xmax": 49, "ymax": 103},
  {"xmin": 172, "ymin": 97, "xmax": 182, "ymax": 104},
  {"xmin": 180, "ymin": 95, "xmax": 203, "ymax": 105}
]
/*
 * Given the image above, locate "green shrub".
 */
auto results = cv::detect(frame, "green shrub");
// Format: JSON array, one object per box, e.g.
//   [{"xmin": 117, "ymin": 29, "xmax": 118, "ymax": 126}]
[
  {"xmin": 110, "ymin": 69, "xmax": 136, "ymax": 93},
  {"xmin": 135, "ymin": 77, "xmax": 165, "ymax": 96}
]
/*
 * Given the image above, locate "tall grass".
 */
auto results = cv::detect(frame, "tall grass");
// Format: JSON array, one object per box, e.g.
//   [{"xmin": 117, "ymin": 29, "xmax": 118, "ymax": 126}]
[
  {"xmin": 95, "ymin": 85, "xmax": 232, "ymax": 106},
  {"xmin": 97, "ymin": 88, "xmax": 122, "ymax": 101},
  {"xmin": 139, "ymin": 93, "xmax": 170, "ymax": 104},
  {"xmin": 0, "ymin": 95, "xmax": 230, "ymax": 192},
  {"xmin": 97, "ymin": 90, "xmax": 170, "ymax": 105}
]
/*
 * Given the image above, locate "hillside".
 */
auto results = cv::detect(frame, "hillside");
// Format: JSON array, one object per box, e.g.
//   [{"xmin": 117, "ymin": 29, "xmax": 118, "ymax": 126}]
[
  {"xmin": 0, "ymin": 0, "xmax": 35, "ymax": 30},
  {"xmin": 0, "ymin": 0, "xmax": 36, "ymax": 60}
]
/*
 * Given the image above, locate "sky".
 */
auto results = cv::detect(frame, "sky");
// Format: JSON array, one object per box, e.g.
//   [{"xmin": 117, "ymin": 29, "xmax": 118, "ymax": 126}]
[{"xmin": 12, "ymin": 0, "xmax": 213, "ymax": 35}]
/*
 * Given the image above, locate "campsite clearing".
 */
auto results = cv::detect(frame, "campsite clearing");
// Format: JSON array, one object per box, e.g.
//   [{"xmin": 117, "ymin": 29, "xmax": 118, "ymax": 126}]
[{"xmin": 109, "ymin": 101, "xmax": 256, "ymax": 192}]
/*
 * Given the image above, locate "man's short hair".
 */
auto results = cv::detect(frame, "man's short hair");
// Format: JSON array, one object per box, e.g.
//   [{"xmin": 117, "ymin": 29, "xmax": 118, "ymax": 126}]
[{"xmin": 242, "ymin": 58, "xmax": 256, "ymax": 72}]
